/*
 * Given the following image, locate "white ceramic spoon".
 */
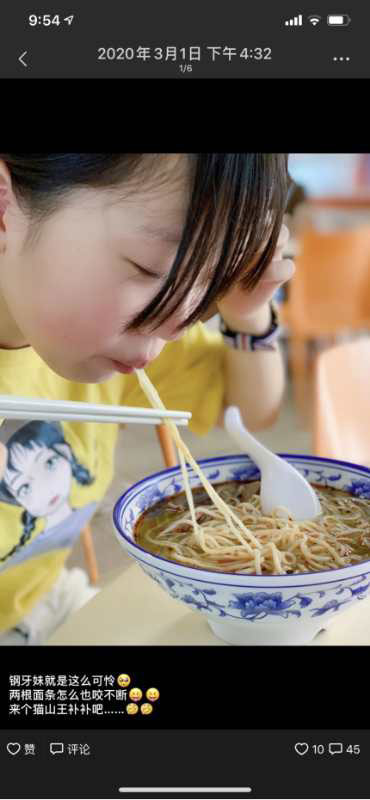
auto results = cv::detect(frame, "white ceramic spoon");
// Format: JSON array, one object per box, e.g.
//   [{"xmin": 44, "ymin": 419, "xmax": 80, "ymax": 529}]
[{"xmin": 224, "ymin": 405, "xmax": 322, "ymax": 520}]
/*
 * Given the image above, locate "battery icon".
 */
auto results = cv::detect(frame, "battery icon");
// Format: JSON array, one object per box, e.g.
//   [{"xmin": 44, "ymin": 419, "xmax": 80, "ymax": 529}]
[{"xmin": 327, "ymin": 14, "xmax": 351, "ymax": 26}]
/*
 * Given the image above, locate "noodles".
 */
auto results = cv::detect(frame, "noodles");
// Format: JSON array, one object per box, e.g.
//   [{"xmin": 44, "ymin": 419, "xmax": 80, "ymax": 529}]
[
  {"xmin": 135, "ymin": 369, "xmax": 370, "ymax": 575},
  {"xmin": 135, "ymin": 368, "xmax": 261, "ymax": 549},
  {"xmin": 136, "ymin": 482, "xmax": 370, "ymax": 575}
]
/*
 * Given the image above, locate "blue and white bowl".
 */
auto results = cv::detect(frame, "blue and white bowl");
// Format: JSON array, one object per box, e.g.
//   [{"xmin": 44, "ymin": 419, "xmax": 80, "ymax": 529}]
[{"xmin": 113, "ymin": 454, "xmax": 370, "ymax": 646}]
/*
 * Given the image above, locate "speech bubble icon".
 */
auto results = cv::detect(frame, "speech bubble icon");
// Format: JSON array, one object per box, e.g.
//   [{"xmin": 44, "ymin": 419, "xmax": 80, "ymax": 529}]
[
  {"xmin": 50, "ymin": 742, "xmax": 64, "ymax": 755},
  {"xmin": 7, "ymin": 743, "xmax": 21, "ymax": 756},
  {"xmin": 329, "ymin": 742, "xmax": 343, "ymax": 755}
]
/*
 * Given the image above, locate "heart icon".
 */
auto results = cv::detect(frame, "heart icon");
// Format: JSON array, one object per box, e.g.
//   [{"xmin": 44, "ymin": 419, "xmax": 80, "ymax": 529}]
[
  {"xmin": 295, "ymin": 742, "xmax": 309, "ymax": 756},
  {"xmin": 7, "ymin": 742, "xmax": 21, "ymax": 756}
]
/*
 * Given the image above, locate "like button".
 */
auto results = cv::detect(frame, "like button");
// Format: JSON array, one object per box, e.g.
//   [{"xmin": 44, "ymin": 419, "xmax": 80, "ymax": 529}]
[
  {"xmin": 295, "ymin": 742, "xmax": 309, "ymax": 756},
  {"xmin": 7, "ymin": 742, "xmax": 21, "ymax": 756}
]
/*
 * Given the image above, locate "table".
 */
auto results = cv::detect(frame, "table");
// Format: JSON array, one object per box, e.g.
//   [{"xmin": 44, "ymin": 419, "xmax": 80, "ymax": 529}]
[{"xmin": 47, "ymin": 563, "xmax": 370, "ymax": 646}]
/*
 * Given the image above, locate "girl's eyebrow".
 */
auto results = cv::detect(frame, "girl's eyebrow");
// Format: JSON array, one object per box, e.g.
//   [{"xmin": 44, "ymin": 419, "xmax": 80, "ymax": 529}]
[
  {"xmin": 7, "ymin": 449, "xmax": 44, "ymax": 488},
  {"xmin": 136, "ymin": 223, "xmax": 182, "ymax": 244},
  {"xmin": 9, "ymin": 473, "xmax": 21, "ymax": 489}
]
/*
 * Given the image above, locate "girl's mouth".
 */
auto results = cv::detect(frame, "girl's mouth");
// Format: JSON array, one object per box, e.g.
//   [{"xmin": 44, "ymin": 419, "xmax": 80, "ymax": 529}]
[
  {"xmin": 111, "ymin": 359, "xmax": 149, "ymax": 374},
  {"xmin": 49, "ymin": 494, "xmax": 60, "ymax": 506}
]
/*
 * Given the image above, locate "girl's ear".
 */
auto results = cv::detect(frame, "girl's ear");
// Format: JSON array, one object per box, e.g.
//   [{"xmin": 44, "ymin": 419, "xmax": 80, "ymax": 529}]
[
  {"xmin": 53, "ymin": 443, "xmax": 72, "ymax": 461},
  {"xmin": 0, "ymin": 162, "xmax": 12, "ymax": 221},
  {"xmin": 0, "ymin": 161, "xmax": 17, "ymax": 253}
]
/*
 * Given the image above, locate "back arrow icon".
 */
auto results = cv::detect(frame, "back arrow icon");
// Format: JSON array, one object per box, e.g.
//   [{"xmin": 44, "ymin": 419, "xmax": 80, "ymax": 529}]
[{"xmin": 18, "ymin": 51, "xmax": 28, "ymax": 68}]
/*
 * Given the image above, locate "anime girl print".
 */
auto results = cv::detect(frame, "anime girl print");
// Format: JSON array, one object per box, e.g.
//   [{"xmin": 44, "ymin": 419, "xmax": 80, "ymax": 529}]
[{"xmin": 0, "ymin": 420, "xmax": 97, "ymax": 572}]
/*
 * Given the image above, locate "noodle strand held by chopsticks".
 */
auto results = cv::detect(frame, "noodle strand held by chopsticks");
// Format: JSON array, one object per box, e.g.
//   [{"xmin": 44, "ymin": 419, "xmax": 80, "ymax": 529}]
[
  {"xmin": 135, "ymin": 369, "xmax": 370, "ymax": 575},
  {"xmin": 135, "ymin": 368, "xmax": 261, "ymax": 549}
]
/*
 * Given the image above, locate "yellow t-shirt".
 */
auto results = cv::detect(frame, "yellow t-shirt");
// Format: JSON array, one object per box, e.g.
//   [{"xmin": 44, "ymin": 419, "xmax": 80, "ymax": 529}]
[{"xmin": 0, "ymin": 322, "xmax": 226, "ymax": 632}]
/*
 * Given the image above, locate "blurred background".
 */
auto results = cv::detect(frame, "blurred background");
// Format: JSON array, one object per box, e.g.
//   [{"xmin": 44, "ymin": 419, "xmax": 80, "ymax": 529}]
[{"xmin": 70, "ymin": 154, "xmax": 370, "ymax": 587}]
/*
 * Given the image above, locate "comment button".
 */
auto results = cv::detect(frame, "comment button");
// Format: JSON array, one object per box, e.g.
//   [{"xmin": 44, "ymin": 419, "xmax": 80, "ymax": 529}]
[{"xmin": 50, "ymin": 742, "xmax": 64, "ymax": 755}]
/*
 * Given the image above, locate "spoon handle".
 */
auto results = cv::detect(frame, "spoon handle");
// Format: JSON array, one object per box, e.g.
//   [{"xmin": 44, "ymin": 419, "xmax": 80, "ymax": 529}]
[{"xmin": 224, "ymin": 406, "xmax": 267, "ymax": 469}]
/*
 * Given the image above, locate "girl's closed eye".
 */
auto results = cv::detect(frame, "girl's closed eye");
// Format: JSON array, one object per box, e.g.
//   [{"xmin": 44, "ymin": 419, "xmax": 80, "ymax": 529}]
[{"xmin": 130, "ymin": 261, "xmax": 167, "ymax": 281}]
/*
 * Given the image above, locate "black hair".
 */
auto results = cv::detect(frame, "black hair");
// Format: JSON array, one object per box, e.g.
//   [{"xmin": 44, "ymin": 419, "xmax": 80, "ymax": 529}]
[{"xmin": 0, "ymin": 153, "xmax": 290, "ymax": 332}]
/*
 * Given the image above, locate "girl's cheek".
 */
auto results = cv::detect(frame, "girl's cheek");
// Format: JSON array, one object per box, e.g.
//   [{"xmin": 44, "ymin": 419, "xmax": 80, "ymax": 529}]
[
  {"xmin": 36, "ymin": 290, "xmax": 117, "ymax": 342},
  {"xmin": 35, "ymin": 277, "xmax": 154, "ymax": 349}
]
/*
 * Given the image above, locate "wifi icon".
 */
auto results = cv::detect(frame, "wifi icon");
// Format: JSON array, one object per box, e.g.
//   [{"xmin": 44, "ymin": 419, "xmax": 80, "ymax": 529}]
[{"xmin": 308, "ymin": 14, "xmax": 322, "ymax": 26}]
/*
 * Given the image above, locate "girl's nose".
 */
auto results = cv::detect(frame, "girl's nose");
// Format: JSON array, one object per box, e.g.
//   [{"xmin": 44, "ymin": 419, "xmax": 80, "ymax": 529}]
[
  {"xmin": 158, "ymin": 320, "xmax": 184, "ymax": 342},
  {"xmin": 155, "ymin": 316, "xmax": 188, "ymax": 342}
]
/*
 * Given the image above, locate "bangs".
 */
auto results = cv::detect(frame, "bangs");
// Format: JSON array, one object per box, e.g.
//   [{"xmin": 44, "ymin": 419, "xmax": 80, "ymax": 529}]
[{"xmin": 127, "ymin": 153, "xmax": 289, "ymax": 333}]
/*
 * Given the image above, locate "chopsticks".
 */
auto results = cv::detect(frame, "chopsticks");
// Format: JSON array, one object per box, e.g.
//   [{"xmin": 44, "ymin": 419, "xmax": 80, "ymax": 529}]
[{"xmin": 0, "ymin": 395, "xmax": 191, "ymax": 426}]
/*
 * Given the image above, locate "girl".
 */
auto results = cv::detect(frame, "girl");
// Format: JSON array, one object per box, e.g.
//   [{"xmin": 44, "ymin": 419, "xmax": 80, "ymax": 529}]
[{"xmin": 0, "ymin": 153, "xmax": 294, "ymax": 644}]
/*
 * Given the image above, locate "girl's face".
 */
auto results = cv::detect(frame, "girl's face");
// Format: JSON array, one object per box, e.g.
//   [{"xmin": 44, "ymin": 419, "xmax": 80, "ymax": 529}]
[
  {"xmin": 0, "ymin": 159, "xmax": 200, "ymax": 382},
  {"xmin": 5, "ymin": 444, "xmax": 72, "ymax": 517}
]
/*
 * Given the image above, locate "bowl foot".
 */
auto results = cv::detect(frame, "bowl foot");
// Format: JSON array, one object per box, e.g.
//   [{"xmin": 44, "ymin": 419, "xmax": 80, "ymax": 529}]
[{"xmin": 208, "ymin": 618, "xmax": 323, "ymax": 646}]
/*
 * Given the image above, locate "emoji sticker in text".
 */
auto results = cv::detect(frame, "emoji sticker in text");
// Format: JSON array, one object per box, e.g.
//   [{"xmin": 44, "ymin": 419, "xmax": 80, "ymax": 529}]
[
  {"xmin": 126, "ymin": 703, "xmax": 139, "ymax": 715},
  {"xmin": 129, "ymin": 688, "xmax": 143, "ymax": 702},
  {"xmin": 117, "ymin": 674, "xmax": 131, "ymax": 688},
  {"xmin": 146, "ymin": 688, "xmax": 160, "ymax": 702}
]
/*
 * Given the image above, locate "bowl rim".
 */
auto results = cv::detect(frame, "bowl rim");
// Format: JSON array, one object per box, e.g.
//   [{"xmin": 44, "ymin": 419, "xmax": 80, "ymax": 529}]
[{"xmin": 113, "ymin": 452, "xmax": 370, "ymax": 583}]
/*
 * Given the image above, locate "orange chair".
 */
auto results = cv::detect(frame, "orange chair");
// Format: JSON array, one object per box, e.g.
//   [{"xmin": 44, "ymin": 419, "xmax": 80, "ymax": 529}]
[
  {"xmin": 313, "ymin": 338, "xmax": 370, "ymax": 465},
  {"xmin": 80, "ymin": 423, "xmax": 177, "ymax": 584},
  {"xmin": 281, "ymin": 225, "xmax": 370, "ymax": 421}
]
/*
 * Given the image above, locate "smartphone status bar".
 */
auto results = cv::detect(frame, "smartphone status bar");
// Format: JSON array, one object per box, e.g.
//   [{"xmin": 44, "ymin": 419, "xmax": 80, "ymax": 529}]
[{"xmin": 0, "ymin": 2, "xmax": 367, "ymax": 78}]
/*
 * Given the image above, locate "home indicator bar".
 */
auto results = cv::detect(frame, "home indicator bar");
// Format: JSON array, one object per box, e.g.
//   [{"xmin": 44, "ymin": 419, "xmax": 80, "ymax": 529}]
[{"xmin": 118, "ymin": 789, "xmax": 252, "ymax": 795}]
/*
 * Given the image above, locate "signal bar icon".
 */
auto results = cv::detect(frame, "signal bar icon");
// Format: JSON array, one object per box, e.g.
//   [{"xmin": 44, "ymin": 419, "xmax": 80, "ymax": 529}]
[{"xmin": 285, "ymin": 14, "xmax": 303, "ymax": 26}]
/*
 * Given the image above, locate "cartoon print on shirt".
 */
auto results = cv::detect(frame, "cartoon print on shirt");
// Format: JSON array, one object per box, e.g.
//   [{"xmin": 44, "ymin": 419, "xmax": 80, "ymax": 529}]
[{"xmin": 0, "ymin": 420, "xmax": 96, "ymax": 565}]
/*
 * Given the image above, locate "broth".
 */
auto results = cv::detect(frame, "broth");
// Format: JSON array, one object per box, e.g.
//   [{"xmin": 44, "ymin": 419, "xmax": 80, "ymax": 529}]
[{"xmin": 134, "ymin": 479, "xmax": 370, "ymax": 575}]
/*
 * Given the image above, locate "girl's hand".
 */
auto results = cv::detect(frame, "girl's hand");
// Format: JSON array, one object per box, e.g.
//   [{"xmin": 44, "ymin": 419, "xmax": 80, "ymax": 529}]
[{"xmin": 216, "ymin": 224, "xmax": 295, "ymax": 334}]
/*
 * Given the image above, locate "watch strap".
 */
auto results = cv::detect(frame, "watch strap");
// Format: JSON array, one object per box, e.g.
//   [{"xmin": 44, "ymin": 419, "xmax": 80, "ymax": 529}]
[{"xmin": 219, "ymin": 301, "xmax": 281, "ymax": 352}]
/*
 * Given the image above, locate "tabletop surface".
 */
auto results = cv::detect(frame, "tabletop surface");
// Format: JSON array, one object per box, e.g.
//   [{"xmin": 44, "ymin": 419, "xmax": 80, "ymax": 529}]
[{"xmin": 47, "ymin": 562, "xmax": 370, "ymax": 647}]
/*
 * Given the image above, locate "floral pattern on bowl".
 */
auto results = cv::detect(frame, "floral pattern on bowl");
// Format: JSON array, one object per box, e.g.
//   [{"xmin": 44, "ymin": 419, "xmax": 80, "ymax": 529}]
[{"xmin": 139, "ymin": 565, "xmax": 370, "ymax": 621}]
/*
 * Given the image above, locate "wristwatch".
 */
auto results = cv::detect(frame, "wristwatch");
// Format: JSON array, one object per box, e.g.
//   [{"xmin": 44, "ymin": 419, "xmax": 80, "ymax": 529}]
[{"xmin": 219, "ymin": 301, "xmax": 281, "ymax": 352}]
